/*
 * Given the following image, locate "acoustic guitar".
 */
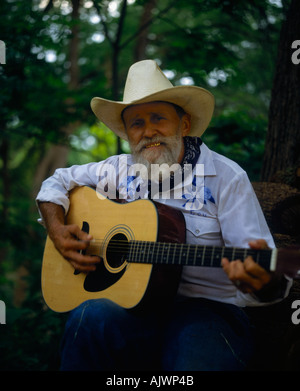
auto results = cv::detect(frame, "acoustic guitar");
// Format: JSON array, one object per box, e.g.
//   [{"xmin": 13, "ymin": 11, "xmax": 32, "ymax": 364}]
[{"xmin": 41, "ymin": 186, "xmax": 300, "ymax": 313}]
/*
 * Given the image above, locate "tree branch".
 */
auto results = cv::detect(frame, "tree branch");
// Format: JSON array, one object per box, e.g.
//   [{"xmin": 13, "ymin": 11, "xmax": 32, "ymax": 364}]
[
  {"xmin": 119, "ymin": 0, "xmax": 175, "ymax": 50},
  {"xmin": 92, "ymin": 0, "xmax": 113, "ymax": 45}
]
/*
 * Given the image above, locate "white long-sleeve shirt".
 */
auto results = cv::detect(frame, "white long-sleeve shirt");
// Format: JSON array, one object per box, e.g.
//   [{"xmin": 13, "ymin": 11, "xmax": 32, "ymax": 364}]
[{"xmin": 36, "ymin": 142, "xmax": 291, "ymax": 307}]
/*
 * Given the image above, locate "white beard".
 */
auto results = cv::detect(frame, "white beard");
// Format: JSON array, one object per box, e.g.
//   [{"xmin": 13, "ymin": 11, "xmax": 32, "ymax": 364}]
[{"xmin": 129, "ymin": 132, "xmax": 183, "ymax": 182}]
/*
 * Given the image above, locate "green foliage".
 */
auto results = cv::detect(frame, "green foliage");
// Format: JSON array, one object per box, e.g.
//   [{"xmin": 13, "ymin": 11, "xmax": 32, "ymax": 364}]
[
  {"xmin": 0, "ymin": 303, "xmax": 67, "ymax": 370},
  {"xmin": 0, "ymin": 0, "xmax": 290, "ymax": 370},
  {"xmin": 68, "ymin": 122, "xmax": 118, "ymax": 165},
  {"xmin": 0, "ymin": 206, "xmax": 65, "ymax": 370},
  {"xmin": 203, "ymin": 110, "xmax": 268, "ymax": 180}
]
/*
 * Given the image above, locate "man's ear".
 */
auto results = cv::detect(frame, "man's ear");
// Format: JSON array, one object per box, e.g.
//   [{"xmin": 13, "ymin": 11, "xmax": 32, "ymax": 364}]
[{"xmin": 181, "ymin": 113, "xmax": 191, "ymax": 137}]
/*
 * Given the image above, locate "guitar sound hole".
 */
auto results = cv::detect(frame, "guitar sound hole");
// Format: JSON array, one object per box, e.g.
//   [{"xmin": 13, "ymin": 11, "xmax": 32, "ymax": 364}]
[{"xmin": 106, "ymin": 233, "xmax": 129, "ymax": 269}]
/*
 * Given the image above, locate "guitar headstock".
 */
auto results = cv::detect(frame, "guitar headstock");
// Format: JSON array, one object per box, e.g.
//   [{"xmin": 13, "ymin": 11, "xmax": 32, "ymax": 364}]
[{"xmin": 276, "ymin": 246, "xmax": 300, "ymax": 278}]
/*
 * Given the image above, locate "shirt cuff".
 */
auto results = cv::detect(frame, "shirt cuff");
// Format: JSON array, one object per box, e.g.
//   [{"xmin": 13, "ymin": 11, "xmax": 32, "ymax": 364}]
[{"xmin": 35, "ymin": 189, "xmax": 70, "ymax": 226}]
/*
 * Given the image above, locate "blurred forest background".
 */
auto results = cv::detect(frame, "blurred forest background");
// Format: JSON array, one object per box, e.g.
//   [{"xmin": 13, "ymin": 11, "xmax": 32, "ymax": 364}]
[{"xmin": 0, "ymin": 0, "xmax": 300, "ymax": 371}]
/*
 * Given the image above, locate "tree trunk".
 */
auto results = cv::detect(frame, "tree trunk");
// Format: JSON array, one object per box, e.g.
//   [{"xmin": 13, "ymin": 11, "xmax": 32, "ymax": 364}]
[
  {"xmin": 32, "ymin": 123, "xmax": 80, "ymax": 197},
  {"xmin": 261, "ymin": 0, "xmax": 300, "ymax": 182},
  {"xmin": 112, "ymin": 0, "xmax": 128, "ymax": 155},
  {"xmin": 134, "ymin": 0, "xmax": 157, "ymax": 61},
  {"xmin": 32, "ymin": 0, "xmax": 81, "ymax": 197}
]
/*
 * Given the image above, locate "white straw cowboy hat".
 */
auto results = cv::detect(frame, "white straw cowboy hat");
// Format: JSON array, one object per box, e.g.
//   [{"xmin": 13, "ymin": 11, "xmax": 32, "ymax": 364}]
[{"xmin": 91, "ymin": 60, "xmax": 215, "ymax": 140}]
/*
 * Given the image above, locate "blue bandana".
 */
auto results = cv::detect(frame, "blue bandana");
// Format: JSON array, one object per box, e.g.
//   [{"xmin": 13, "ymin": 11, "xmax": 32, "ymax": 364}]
[{"xmin": 182, "ymin": 136, "xmax": 202, "ymax": 172}]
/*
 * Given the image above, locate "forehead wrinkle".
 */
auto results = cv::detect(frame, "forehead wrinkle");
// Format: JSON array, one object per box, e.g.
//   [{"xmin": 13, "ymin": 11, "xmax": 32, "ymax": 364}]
[{"xmin": 129, "ymin": 109, "xmax": 168, "ymax": 119}]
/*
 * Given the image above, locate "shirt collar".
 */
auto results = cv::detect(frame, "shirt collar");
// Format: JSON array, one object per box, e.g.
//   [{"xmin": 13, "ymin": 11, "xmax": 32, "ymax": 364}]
[{"xmin": 197, "ymin": 142, "xmax": 217, "ymax": 176}]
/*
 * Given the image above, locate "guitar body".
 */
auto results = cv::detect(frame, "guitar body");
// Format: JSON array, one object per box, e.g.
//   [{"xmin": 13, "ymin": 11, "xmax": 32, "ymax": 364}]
[{"xmin": 41, "ymin": 186, "xmax": 185, "ymax": 313}]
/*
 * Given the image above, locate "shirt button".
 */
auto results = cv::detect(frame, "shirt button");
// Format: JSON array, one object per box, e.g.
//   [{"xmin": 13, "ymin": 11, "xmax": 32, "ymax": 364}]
[{"xmin": 195, "ymin": 229, "xmax": 200, "ymax": 234}]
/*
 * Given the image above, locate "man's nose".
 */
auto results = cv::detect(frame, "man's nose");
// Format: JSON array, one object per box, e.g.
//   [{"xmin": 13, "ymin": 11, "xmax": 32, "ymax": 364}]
[{"xmin": 142, "ymin": 121, "xmax": 158, "ymax": 139}]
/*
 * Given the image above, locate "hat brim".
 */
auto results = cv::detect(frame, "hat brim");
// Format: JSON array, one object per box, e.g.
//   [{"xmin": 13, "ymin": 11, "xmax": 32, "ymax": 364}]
[{"xmin": 90, "ymin": 85, "xmax": 215, "ymax": 141}]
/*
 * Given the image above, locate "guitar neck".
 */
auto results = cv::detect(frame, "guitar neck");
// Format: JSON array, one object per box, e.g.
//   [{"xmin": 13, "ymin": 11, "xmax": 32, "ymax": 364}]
[{"xmin": 128, "ymin": 241, "xmax": 276, "ymax": 271}]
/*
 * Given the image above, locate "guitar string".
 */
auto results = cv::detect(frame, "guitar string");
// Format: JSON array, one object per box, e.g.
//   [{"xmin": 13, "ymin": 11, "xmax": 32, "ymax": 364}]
[
  {"xmin": 80, "ymin": 238, "xmax": 269, "ymax": 264},
  {"xmin": 82, "ymin": 238, "xmax": 264, "ymax": 254}
]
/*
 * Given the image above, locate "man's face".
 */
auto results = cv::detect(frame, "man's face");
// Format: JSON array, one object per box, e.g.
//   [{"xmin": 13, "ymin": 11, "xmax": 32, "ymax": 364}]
[{"xmin": 123, "ymin": 102, "xmax": 190, "ymax": 168}]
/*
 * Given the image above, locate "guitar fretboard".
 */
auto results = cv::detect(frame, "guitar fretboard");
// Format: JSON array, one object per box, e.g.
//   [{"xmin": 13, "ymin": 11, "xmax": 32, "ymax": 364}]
[{"xmin": 128, "ymin": 241, "xmax": 273, "ymax": 270}]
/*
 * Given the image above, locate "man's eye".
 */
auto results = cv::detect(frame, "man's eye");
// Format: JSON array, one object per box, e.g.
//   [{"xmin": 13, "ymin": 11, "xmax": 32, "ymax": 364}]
[
  {"xmin": 131, "ymin": 120, "xmax": 143, "ymax": 128},
  {"xmin": 153, "ymin": 115, "xmax": 165, "ymax": 122}
]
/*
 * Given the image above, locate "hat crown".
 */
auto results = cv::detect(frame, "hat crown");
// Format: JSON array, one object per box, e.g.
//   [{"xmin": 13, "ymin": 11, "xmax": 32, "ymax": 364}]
[{"xmin": 123, "ymin": 60, "xmax": 173, "ymax": 103}]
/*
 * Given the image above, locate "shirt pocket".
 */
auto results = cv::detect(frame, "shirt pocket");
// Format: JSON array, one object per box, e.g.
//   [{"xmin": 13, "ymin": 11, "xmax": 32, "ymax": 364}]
[{"xmin": 184, "ymin": 214, "xmax": 222, "ymax": 245}]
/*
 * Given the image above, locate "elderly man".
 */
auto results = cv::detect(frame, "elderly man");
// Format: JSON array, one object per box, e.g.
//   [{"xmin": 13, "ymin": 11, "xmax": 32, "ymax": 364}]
[{"xmin": 37, "ymin": 60, "xmax": 290, "ymax": 371}]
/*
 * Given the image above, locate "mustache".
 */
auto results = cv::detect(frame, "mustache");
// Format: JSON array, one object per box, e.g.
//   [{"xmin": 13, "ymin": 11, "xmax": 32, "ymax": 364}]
[{"xmin": 132, "ymin": 136, "xmax": 167, "ymax": 153}]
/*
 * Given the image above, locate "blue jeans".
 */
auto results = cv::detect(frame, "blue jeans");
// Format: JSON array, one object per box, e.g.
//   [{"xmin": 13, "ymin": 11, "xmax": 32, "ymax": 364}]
[{"xmin": 60, "ymin": 298, "xmax": 254, "ymax": 371}]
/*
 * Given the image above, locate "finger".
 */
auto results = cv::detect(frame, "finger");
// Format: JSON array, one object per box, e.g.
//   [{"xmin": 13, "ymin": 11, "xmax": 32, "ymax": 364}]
[
  {"xmin": 63, "ymin": 237, "xmax": 91, "ymax": 252},
  {"xmin": 248, "ymin": 239, "xmax": 269, "ymax": 250},
  {"xmin": 66, "ymin": 252, "xmax": 101, "ymax": 272},
  {"xmin": 70, "ymin": 261, "xmax": 98, "ymax": 273},
  {"xmin": 221, "ymin": 257, "xmax": 230, "ymax": 267},
  {"xmin": 68, "ymin": 224, "xmax": 93, "ymax": 241},
  {"xmin": 244, "ymin": 256, "xmax": 271, "ymax": 279},
  {"xmin": 222, "ymin": 258, "xmax": 244, "ymax": 281},
  {"xmin": 243, "ymin": 256, "xmax": 272, "ymax": 287},
  {"xmin": 60, "ymin": 225, "xmax": 93, "ymax": 253},
  {"xmin": 222, "ymin": 258, "xmax": 262, "ymax": 292}
]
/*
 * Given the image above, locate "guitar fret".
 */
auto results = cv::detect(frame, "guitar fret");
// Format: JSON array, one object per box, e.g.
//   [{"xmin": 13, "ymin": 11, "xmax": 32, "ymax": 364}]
[
  {"xmin": 193, "ymin": 245, "xmax": 197, "ymax": 266},
  {"xmin": 166, "ymin": 243, "xmax": 171, "ymax": 265},
  {"xmin": 210, "ymin": 247, "xmax": 215, "ymax": 266},
  {"xmin": 161, "ymin": 243, "xmax": 167, "ymax": 264},
  {"xmin": 196, "ymin": 247, "xmax": 202, "ymax": 264},
  {"xmin": 135, "ymin": 241, "xmax": 141, "ymax": 263},
  {"xmin": 136, "ymin": 241, "xmax": 141, "ymax": 263},
  {"xmin": 137, "ymin": 242, "xmax": 143, "ymax": 263},
  {"xmin": 139, "ymin": 241, "xmax": 146, "ymax": 263},
  {"xmin": 142, "ymin": 243, "xmax": 146, "ymax": 262},
  {"xmin": 128, "ymin": 242, "xmax": 133, "ymax": 262},
  {"xmin": 129, "ymin": 241, "xmax": 136, "ymax": 263},
  {"xmin": 202, "ymin": 246, "xmax": 206, "ymax": 266},
  {"xmin": 134, "ymin": 241, "xmax": 139, "ymax": 263},
  {"xmin": 148, "ymin": 242, "xmax": 154, "ymax": 264},
  {"xmin": 159, "ymin": 243, "xmax": 164, "ymax": 264},
  {"xmin": 178, "ymin": 244, "xmax": 183, "ymax": 266},
  {"xmin": 143, "ymin": 241, "xmax": 148, "ymax": 262},
  {"xmin": 159, "ymin": 242, "xmax": 165, "ymax": 264},
  {"xmin": 214, "ymin": 247, "xmax": 222, "ymax": 266},
  {"xmin": 172, "ymin": 243, "xmax": 177, "ymax": 264},
  {"xmin": 186, "ymin": 245, "xmax": 191, "ymax": 266},
  {"xmin": 132, "ymin": 241, "xmax": 136, "ymax": 263},
  {"xmin": 148, "ymin": 241, "xmax": 154, "ymax": 263},
  {"xmin": 232, "ymin": 247, "xmax": 236, "ymax": 261},
  {"xmin": 154, "ymin": 242, "xmax": 161, "ymax": 263},
  {"xmin": 181, "ymin": 245, "xmax": 186, "ymax": 265}
]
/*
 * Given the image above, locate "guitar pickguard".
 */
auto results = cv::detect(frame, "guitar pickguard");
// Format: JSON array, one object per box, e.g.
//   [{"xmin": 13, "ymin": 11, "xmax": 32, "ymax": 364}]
[
  {"xmin": 84, "ymin": 232, "xmax": 129, "ymax": 292},
  {"xmin": 84, "ymin": 261, "xmax": 127, "ymax": 292}
]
